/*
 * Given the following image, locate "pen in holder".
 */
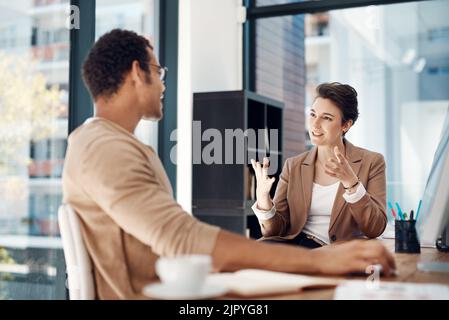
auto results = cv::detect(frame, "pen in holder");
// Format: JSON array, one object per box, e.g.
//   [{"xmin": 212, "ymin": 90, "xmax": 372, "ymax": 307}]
[{"xmin": 395, "ymin": 220, "xmax": 421, "ymax": 253}]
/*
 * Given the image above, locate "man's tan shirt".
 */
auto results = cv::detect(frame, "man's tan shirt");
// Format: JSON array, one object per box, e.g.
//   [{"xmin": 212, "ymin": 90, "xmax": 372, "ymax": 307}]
[{"xmin": 62, "ymin": 117, "xmax": 220, "ymax": 299}]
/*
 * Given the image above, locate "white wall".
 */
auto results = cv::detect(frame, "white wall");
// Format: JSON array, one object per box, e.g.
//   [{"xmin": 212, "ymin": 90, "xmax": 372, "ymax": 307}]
[{"xmin": 177, "ymin": 0, "xmax": 243, "ymax": 212}]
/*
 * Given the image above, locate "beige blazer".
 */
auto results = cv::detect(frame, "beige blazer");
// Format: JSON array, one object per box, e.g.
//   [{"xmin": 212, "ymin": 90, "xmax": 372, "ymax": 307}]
[
  {"xmin": 259, "ymin": 140, "xmax": 387, "ymax": 243},
  {"xmin": 62, "ymin": 118, "xmax": 220, "ymax": 299}
]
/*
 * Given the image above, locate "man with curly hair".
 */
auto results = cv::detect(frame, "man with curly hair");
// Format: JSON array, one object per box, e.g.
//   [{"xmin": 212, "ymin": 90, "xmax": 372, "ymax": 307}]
[{"xmin": 62, "ymin": 29, "xmax": 395, "ymax": 299}]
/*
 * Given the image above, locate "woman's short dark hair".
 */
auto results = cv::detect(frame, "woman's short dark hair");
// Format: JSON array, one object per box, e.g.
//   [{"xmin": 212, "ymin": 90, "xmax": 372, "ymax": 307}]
[
  {"xmin": 315, "ymin": 82, "xmax": 359, "ymax": 128},
  {"xmin": 82, "ymin": 29, "xmax": 153, "ymax": 100}
]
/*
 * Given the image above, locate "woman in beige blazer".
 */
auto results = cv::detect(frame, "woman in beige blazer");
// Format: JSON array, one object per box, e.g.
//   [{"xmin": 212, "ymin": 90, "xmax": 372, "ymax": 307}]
[{"xmin": 251, "ymin": 82, "xmax": 387, "ymax": 248}]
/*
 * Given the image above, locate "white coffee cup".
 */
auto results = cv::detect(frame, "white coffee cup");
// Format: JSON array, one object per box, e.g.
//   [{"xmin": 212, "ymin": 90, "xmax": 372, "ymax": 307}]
[{"xmin": 155, "ymin": 255, "xmax": 212, "ymax": 294}]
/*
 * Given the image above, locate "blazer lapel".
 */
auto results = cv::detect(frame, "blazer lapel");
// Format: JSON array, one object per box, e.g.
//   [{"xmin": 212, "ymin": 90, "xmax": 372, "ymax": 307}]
[
  {"xmin": 328, "ymin": 140, "xmax": 363, "ymax": 232},
  {"xmin": 301, "ymin": 147, "xmax": 317, "ymax": 214}
]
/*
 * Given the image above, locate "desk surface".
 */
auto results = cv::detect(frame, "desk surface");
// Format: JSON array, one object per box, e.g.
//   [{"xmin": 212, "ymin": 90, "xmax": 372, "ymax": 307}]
[{"xmin": 226, "ymin": 240, "xmax": 449, "ymax": 300}]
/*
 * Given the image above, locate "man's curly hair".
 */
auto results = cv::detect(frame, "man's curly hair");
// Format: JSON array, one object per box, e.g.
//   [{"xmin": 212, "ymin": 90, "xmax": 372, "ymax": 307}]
[{"xmin": 82, "ymin": 29, "xmax": 153, "ymax": 100}]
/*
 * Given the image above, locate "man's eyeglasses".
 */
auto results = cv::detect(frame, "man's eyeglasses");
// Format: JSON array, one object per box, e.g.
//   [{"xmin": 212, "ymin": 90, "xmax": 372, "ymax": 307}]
[{"xmin": 150, "ymin": 64, "xmax": 168, "ymax": 81}]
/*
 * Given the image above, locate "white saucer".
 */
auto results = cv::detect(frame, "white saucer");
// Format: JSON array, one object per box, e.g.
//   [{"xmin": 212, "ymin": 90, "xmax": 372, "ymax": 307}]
[{"xmin": 143, "ymin": 283, "xmax": 228, "ymax": 300}]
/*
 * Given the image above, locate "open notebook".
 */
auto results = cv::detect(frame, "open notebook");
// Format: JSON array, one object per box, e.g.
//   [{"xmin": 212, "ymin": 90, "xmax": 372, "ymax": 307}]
[{"xmin": 205, "ymin": 269, "xmax": 342, "ymax": 298}]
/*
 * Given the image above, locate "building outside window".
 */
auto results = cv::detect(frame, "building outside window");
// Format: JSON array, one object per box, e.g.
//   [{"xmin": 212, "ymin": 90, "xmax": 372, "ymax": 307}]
[{"xmin": 0, "ymin": 0, "xmax": 158, "ymax": 300}]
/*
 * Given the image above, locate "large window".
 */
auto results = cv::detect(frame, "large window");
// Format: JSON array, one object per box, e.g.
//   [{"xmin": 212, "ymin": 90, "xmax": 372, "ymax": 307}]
[
  {"xmin": 0, "ymin": 0, "xmax": 69, "ymax": 299},
  {"xmin": 0, "ymin": 0, "xmax": 158, "ymax": 300},
  {"xmin": 253, "ymin": 0, "xmax": 449, "ymax": 228}
]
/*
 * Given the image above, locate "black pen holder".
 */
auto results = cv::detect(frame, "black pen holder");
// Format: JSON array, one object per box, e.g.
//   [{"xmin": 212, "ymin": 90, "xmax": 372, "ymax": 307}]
[{"xmin": 395, "ymin": 220, "xmax": 421, "ymax": 253}]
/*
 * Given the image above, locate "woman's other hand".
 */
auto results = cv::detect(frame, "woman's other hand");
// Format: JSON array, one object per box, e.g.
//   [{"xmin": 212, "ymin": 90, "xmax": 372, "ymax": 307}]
[
  {"xmin": 324, "ymin": 146, "xmax": 358, "ymax": 188},
  {"xmin": 251, "ymin": 157, "xmax": 276, "ymax": 211}
]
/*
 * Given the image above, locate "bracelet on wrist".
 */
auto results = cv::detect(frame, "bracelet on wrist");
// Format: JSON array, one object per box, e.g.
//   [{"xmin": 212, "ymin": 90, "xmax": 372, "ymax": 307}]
[{"xmin": 343, "ymin": 179, "xmax": 359, "ymax": 190}]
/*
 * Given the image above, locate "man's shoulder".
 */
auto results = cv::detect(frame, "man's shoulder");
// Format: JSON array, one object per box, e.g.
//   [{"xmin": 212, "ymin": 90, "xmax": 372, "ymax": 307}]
[
  {"xmin": 64, "ymin": 119, "xmax": 154, "ymax": 180},
  {"xmin": 69, "ymin": 118, "xmax": 118, "ymax": 140},
  {"xmin": 68, "ymin": 118, "xmax": 136, "ymax": 153}
]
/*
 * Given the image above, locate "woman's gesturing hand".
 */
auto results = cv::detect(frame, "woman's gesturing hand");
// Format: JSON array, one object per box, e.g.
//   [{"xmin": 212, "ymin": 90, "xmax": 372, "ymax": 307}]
[
  {"xmin": 251, "ymin": 158, "xmax": 276, "ymax": 211},
  {"xmin": 323, "ymin": 146, "xmax": 358, "ymax": 188},
  {"xmin": 251, "ymin": 157, "xmax": 276, "ymax": 195}
]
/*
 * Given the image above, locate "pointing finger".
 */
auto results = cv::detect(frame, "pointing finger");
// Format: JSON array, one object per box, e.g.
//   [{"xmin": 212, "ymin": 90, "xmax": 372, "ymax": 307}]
[
  {"xmin": 334, "ymin": 145, "xmax": 340, "ymax": 156},
  {"xmin": 251, "ymin": 159, "xmax": 257, "ymax": 172},
  {"xmin": 251, "ymin": 159, "xmax": 262, "ymax": 178},
  {"xmin": 334, "ymin": 146, "xmax": 343, "ymax": 164},
  {"xmin": 255, "ymin": 161, "xmax": 262, "ymax": 177}
]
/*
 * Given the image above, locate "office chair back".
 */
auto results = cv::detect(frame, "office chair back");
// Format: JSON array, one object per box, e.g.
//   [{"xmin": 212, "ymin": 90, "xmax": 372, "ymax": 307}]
[{"xmin": 58, "ymin": 204, "xmax": 95, "ymax": 300}]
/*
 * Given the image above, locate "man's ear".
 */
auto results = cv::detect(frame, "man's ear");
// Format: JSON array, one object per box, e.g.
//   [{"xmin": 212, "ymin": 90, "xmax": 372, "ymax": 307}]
[{"xmin": 130, "ymin": 60, "xmax": 145, "ymax": 85}]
